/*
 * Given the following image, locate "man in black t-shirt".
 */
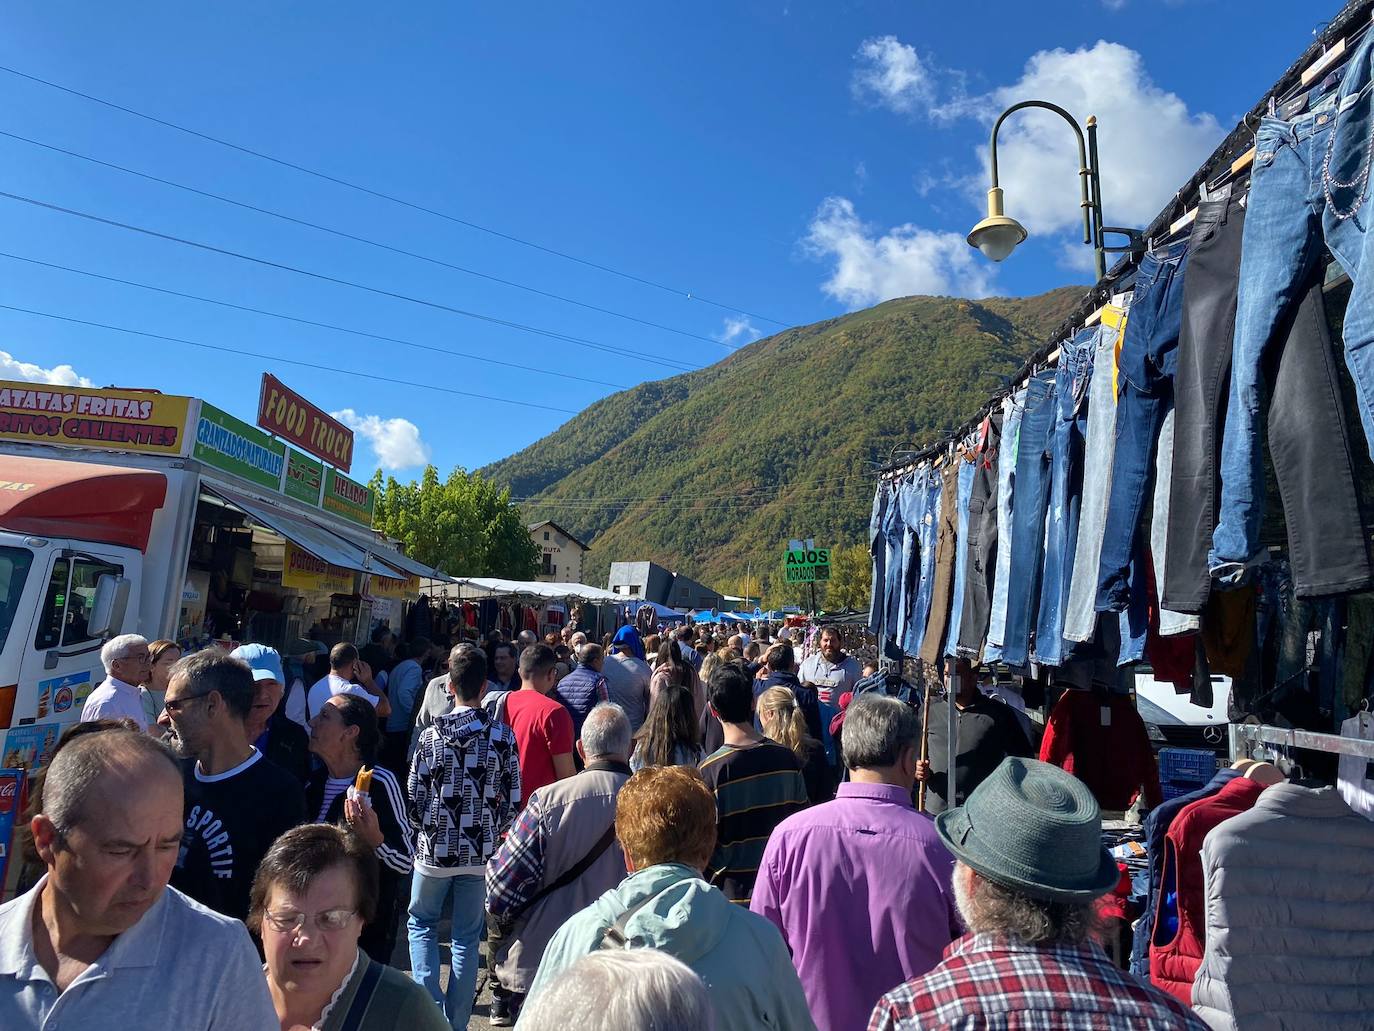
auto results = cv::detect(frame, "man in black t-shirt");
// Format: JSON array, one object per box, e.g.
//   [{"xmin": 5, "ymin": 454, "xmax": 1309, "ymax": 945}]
[
  {"xmin": 916, "ymin": 659, "xmax": 1032, "ymax": 815},
  {"xmin": 160, "ymin": 650, "xmax": 307, "ymax": 922}
]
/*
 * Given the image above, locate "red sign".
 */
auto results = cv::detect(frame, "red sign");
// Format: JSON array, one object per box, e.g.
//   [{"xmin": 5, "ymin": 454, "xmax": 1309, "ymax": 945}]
[{"xmin": 256, "ymin": 373, "xmax": 354, "ymax": 472}]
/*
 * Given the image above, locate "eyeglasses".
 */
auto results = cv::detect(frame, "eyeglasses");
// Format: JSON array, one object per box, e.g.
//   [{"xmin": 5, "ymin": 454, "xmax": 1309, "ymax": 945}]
[
  {"xmin": 262, "ymin": 907, "xmax": 358, "ymax": 934},
  {"xmin": 163, "ymin": 691, "xmax": 213, "ymax": 716}
]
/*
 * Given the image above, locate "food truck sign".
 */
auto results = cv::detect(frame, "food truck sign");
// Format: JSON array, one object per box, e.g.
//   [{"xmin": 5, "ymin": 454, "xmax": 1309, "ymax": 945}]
[
  {"xmin": 257, "ymin": 374, "xmax": 354, "ymax": 473},
  {"xmin": 0, "ymin": 382, "xmax": 191, "ymax": 456}
]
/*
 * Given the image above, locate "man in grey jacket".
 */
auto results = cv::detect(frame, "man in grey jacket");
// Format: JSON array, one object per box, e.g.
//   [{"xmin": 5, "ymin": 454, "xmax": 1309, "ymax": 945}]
[{"xmin": 485, "ymin": 703, "xmax": 633, "ymax": 1026}]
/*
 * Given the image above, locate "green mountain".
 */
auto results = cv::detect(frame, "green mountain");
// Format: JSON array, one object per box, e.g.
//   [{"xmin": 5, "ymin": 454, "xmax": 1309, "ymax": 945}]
[{"xmin": 481, "ymin": 286, "xmax": 1084, "ymax": 595}]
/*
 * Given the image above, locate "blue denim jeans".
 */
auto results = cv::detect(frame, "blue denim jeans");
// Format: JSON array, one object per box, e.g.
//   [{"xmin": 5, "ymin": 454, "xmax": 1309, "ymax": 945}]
[
  {"xmin": 1064, "ymin": 317, "xmax": 1124, "ymax": 642},
  {"xmin": 1097, "ymin": 240, "xmax": 1190, "ymax": 612},
  {"xmin": 1034, "ymin": 328, "xmax": 1096, "ymax": 666},
  {"xmin": 882, "ymin": 478, "xmax": 909, "ymax": 649},
  {"xmin": 1000, "ymin": 371, "xmax": 1058, "ymax": 669},
  {"xmin": 985, "ymin": 390, "xmax": 1026, "ymax": 663},
  {"xmin": 894, "ymin": 471, "xmax": 925, "ymax": 655},
  {"xmin": 1213, "ymin": 63, "xmax": 1374, "ymax": 576},
  {"xmin": 867, "ymin": 480, "xmax": 891, "ymax": 640},
  {"xmin": 408, "ymin": 871, "xmax": 486, "ymax": 1030},
  {"xmin": 945, "ymin": 457, "xmax": 976, "ymax": 658},
  {"xmin": 903, "ymin": 468, "xmax": 943, "ymax": 656}
]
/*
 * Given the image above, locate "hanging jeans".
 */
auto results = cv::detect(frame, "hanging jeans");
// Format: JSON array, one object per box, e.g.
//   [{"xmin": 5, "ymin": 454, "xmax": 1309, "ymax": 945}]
[
  {"xmin": 892, "ymin": 473, "xmax": 923, "ymax": 654},
  {"xmin": 1064, "ymin": 313, "xmax": 1127, "ymax": 643},
  {"xmin": 1209, "ymin": 89, "xmax": 1374, "ymax": 591},
  {"xmin": 958, "ymin": 412, "xmax": 1003, "ymax": 659},
  {"xmin": 920, "ymin": 462, "xmax": 961, "ymax": 665},
  {"xmin": 883, "ymin": 475, "xmax": 910, "ymax": 649},
  {"xmin": 1000, "ymin": 372, "xmax": 1058, "ymax": 669},
  {"xmin": 945, "ymin": 458, "xmax": 976, "ymax": 659},
  {"xmin": 1034, "ymin": 329, "xmax": 1096, "ymax": 666},
  {"xmin": 867, "ymin": 480, "xmax": 892, "ymax": 639},
  {"xmin": 1097, "ymin": 240, "xmax": 1191, "ymax": 612},
  {"xmin": 985, "ymin": 391, "xmax": 1026, "ymax": 663},
  {"xmin": 905, "ymin": 468, "xmax": 944, "ymax": 657},
  {"xmin": 1151, "ymin": 407, "xmax": 1201, "ymax": 636}
]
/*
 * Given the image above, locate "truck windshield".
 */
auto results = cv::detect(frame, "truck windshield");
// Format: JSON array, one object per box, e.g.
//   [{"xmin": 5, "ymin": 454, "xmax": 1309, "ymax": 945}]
[{"xmin": 0, "ymin": 546, "xmax": 34, "ymax": 653}]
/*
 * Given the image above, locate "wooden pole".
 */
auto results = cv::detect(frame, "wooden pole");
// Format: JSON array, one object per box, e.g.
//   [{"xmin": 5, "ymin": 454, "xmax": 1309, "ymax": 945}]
[{"xmin": 917, "ymin": 669, "xmax": 933, "ymax": 812}]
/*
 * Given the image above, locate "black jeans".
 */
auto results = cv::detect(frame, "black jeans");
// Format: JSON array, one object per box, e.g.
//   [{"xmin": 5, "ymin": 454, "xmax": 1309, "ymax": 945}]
[
  {"xmin": 1164, "ymin": 192, "xmax": 1371, "ymax": 611},
  {"xmin": 958, "ymin": 412, "xmax": 1003, "ymax": 658}
]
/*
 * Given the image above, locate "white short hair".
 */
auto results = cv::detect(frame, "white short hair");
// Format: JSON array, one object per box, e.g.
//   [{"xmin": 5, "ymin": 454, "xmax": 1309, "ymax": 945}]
[
  {"xmin": 101, "ymin": 634, "xmax": 149, "ymax": 673},
  {"xmin": 519, "ymin": 950, "xmax": 714, "ymax": 1031},
  {"xmin": 581, "ymin": 702, "xmax": 632, "ymax": 761}
]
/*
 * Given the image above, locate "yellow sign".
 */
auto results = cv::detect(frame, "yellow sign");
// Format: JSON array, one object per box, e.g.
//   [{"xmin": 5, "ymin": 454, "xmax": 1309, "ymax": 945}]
[
  {"xmin": 370, "ymin": 572, "xmax": 421, "ymax": 599},
  {"xmin": 0, "ymin": 381, "xmax": 192, "ymax": 455},
  {"xmin": 281, "ymin": 542, "xmax": 355, "ymax": 594}
]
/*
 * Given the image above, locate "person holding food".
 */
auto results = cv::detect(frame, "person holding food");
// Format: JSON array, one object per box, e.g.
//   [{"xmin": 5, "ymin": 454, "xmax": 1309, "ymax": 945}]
[{"xmin": 307, "ymin": 693, "xmax": 415, "ymax": 963}]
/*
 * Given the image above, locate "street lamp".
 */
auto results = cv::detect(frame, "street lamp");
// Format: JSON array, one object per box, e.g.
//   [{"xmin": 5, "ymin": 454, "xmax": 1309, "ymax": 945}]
[{"xmin": 966, "ymin": 100, "xmax": 1143, "ymax": 282}]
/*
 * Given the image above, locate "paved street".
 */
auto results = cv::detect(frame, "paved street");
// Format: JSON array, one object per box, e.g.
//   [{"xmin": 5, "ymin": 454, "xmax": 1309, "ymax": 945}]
[{"xmin": 389, "ymin": 899, "xmax": 495, "ymax": 1030}]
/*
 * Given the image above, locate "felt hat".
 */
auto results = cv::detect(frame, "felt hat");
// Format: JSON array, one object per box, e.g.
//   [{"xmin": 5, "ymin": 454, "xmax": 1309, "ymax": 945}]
[{"xmin": 935, "ymin": 757, "xmax": 1119, "ymax": 902}]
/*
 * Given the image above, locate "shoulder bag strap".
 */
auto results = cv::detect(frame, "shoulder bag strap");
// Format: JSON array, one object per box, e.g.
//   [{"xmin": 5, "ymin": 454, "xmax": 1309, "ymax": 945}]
[
  {"xmin": 506, "ymin": 820, "xmax": 618, "ymax": 923},
  {"xmin": 336, "ymin": 957, "xmax": 384, "ymax": 1031},
  {"xmin": 599, "ymin": 891, "xmax": 658, "ymax": 951}
]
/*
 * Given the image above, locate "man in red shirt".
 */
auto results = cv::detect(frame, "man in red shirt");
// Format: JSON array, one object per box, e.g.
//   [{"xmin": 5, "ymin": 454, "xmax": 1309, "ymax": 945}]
[{"xmin": 504, "ymin": 644, "xmax": 576, "ymax": 803}]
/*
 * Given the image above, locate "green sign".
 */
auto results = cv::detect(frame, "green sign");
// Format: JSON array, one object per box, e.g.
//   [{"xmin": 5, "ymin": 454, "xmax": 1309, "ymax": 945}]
[
  {"xmin": 193, "ymin": 402, "xmax": 286, "ymax": 491},
  {"xmin": 283, "ymin": 448, "xmax": 324, "ymax": 505},
  {"xmin": 784, "ymin": 547, "xmax": 831, "ymax": 583},
  {"xmin": 322, "ymin": 467, "xmax": 374, "ymax": 528}
]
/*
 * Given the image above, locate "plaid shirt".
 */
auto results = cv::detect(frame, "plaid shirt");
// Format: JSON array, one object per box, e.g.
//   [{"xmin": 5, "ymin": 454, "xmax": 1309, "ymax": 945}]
[
  {"xmin": 868, "ymin": 933, "xmax": 1207, "ymax": 1031},
  {"xmin": 485, "ymin": 797, "xmax": 545, "ymax": 916}
]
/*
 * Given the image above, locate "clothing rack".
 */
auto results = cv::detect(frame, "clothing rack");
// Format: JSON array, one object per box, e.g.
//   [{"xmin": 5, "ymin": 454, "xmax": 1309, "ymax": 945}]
[
  {"xmin": 1230, "ymin": 720, "xmax": 1374, "ymax": 762},
  {"xmin": 877, "ymin": 0, "xmax": 1374, "ymax": 481}
]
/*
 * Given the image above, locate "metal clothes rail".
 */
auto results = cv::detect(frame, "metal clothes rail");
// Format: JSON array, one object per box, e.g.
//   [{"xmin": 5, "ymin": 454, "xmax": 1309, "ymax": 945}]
[{"xmin": 1230, "ymin": 719, "xmax": 1374, "ymax": 762}]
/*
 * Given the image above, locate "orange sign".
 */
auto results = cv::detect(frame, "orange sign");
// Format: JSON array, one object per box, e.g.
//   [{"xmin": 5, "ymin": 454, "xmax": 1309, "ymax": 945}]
[
  {"xmin": 257, "ymin": 373, "xmax": 354, "ymax": 472},
  {"xmin": 0, "ymin": 382, "xmax": 191, "ymax": 455}
]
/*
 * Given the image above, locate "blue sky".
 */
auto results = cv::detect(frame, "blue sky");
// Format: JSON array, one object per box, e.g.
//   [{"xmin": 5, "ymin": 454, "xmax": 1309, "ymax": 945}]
[{"xmin": 0, "ymin": 1, "xmax": 1328, "ymax": 478}]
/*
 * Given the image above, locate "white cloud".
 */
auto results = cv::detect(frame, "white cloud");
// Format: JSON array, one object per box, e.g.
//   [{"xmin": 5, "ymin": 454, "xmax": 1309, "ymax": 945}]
[
  {"xmin": 0, "ymin": 351, "xmax": 94, "ymax": 387},
  {"xmin": 330, "ymin": 409, "xmax": 430, "ymax": 471},
  {"xmin": 977, "ymin": 41, "xmax": 1222, "ymax": 237},
  {"xmin": 804, "ymin": 196, "xmax": 994, "ymax": 308},
  {"xmin": 716, "ymin": 316, "xmax": 762, "ymax": 345},
  {"xmin": 1102, "ymin": 0, "xmax": 1129, "ymax": 8},
  {"xmin": 852, "ymin": 35, "xmax": 934, "ymax": 114}
]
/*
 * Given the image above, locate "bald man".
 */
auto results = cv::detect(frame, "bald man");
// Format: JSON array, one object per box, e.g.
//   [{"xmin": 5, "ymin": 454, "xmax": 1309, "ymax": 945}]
[{"xmin": 0, "ymin": 727, "xmax": 275, "ymax": 1028}]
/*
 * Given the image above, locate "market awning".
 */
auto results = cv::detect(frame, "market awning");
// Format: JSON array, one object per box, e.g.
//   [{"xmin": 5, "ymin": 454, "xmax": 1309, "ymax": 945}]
[
  {"xmin": 329, "ymin": 524, "xmax": 452, "ymax": 582},
  {"xmin": 635, "ymin": 600, "xmax": 687, "ymax": 619},
  {"xmin": 202, "ymin": 481, "xmax": 402, "ymax": 577},
  {"xmin": 436, "ymin": 578, "xmax": 622, "ymax": 602}
]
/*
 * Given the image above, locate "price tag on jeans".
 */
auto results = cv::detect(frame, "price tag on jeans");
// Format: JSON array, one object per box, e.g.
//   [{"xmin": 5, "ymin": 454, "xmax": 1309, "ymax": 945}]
[{"xmin": 1100, "ymin": 706, "xmax": 1112, "ymax": 728}]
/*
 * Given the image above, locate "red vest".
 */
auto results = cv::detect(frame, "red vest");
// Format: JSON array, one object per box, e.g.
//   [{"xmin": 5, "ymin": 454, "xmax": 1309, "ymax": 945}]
[{"xmin": 1149, "ymin": 776, "xmax": 1265, "ymax": 1002}]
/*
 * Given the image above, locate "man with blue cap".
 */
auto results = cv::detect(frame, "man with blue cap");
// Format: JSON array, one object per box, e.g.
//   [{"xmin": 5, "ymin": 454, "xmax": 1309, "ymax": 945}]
[
  {"xmin": 232, "ymin": 643, "xmax": 310, "ymax": 784},
  {"xmin": 868, "ymin": 758, "xmax": 1205, "ymax": 1030}
]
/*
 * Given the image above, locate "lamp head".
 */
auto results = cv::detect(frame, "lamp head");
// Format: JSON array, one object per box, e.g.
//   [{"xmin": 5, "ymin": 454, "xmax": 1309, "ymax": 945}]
[{"xmin": 967, "ymin": 187, "xmax": 1028, "ymax": 262}]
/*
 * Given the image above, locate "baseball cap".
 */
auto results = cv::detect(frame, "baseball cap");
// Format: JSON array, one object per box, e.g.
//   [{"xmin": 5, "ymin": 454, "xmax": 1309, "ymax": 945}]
[{"xmin": 231, "ymin": 643, "xmax": 285, "ymax": 684}]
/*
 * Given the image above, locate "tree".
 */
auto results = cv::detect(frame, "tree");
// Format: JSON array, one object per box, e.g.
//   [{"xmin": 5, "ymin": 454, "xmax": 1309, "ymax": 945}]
[
  {"xmin": 370, "ymin": 465, "xmax": 540, "ymax": 578},
  {"xmin": 825, "ymin": 543, "xmax": 871, "ymax": 612}
]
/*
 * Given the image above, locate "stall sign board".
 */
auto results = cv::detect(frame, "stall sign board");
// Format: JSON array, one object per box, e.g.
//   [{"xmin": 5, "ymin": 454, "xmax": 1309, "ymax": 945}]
[
  {"xmin": 194, "ymin": 403, "xmax": 287, "ymax": 492},
  {"xmin": 257, "ymin": 374, "xmax": 354, "ymax": 473},
  {"xmin": 282, "ymin": 542, "xmax": 356, "ymax": 593},
  {"xmin": 370, "ymin": 572, "xmax": 421, "ymax": 599},
  {"xmin": 323, "ymin": 468, "xmax": 374, "ymax": 528},
  {"xmin": 0, "ymin": 723, "xmax": 62, "ymax": 776},
  {"xmin": 784, "ymin": 547, "xmax": 831, "ymax": 583},
  {"xmin": 283, "ymin": 448, "xmax": 325, "ymax": 506},
  {"xmin": 0, "ymin": 381, "xmax": 192, "ymax": 455}
]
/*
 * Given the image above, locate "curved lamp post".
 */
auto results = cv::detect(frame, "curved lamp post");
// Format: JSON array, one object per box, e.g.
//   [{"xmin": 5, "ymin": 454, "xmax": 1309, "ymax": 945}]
[{"xmin": 966, "ymin": 100, "xmax": 1143, "ymax": 282}]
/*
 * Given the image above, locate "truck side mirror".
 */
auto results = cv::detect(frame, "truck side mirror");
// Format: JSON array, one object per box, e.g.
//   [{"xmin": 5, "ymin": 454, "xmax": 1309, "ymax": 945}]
[{"xmin": 88, "ymin": 573, "xmax": 131, "ymax": 639}]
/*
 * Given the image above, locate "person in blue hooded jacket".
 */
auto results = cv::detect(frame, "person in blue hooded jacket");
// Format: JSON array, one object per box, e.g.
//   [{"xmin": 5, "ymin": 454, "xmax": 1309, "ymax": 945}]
[
  {"xmin": 521, "ymin": 765, "xmax": 816, "ymax": 1031},
  {"xmin": 602, "ymin": 626, "xmax": 652, "ymax": 732}
]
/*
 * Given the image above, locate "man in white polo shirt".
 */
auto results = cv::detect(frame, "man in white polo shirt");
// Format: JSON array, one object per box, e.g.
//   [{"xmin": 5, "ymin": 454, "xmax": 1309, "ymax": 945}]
[
  {"xmin": 307, "ymin": 641, "xmax": 389, "ymax": 718},
  {"xmin": 0, "ymin": 726, "xmax": 274, "ymax": 1028},
  {"xmin": 81, "ymin": 634, "xmax": 152, "ymax": 731}
]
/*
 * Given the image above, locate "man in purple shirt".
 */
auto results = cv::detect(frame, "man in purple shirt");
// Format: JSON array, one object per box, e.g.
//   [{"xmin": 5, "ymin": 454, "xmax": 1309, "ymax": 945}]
[{"xmin": 751, "ymin": 694, "xmax": 961, "ymax": 1031}]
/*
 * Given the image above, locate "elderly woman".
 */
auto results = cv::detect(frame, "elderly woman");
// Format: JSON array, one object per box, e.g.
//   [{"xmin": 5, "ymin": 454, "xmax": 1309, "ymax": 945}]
[
  {"xmin": 141, "ymin": 639, "xmax": 180, "ymax": 728},
  {"xmin": 519, "ymin": 950, "xmax": 714, "ymax": 1031},
  {"xmin": 251, "ymin": 824, "xmax": 448, "ymax": 1031},
  {"xmin": 526, "ymin": 765, "xmax": 817, "ymax": 1030},
  {"xmin": 307, "ymin": 693, "xmax": 414, "ymax": 963}
]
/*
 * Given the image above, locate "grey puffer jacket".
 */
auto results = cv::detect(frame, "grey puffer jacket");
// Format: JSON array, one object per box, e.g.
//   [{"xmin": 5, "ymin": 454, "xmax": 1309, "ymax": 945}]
[{"xmin": 1192, "ymin": 784, "xmax": 1374, "ymax": 1029}]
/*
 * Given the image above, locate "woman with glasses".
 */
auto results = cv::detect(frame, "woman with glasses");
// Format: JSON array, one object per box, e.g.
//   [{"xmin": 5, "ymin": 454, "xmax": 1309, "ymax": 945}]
[
  {"xmin": 141, "ymin": 639, "xmax": 180, "ymax": 729},
  {"xmin": 250, "ymin": 824, "xmax": 448, "ymax": 1031},
  {"xmin": 307, "ymin": 694, "xmax": 415, "ymax": 963}
]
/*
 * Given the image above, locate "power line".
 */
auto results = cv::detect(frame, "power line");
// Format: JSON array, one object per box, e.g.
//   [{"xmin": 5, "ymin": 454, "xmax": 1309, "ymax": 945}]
[
  {"xmin": 0, "ymin": 64, "xmax": 791, "ymax": 328},
  {"xmin": 0, "ymin": 251, "xmax": 633, "ymax": 391},
  {"xmin": 0, "ymin": 189, "xmax": 703, "ymax": 374},
  {"xmin": 0, "ymin": 302, "xmax": 581, "ymax": 415},
  {"xmin": 0, "ymin": 128, "xmax": 739, "ymax": 351}
]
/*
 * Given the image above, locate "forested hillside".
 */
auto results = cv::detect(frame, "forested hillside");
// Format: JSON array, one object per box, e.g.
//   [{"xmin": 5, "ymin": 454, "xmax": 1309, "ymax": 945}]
[{"xmin": 481, "ymin": 286, "xmax": 1084, "ymax": 594}]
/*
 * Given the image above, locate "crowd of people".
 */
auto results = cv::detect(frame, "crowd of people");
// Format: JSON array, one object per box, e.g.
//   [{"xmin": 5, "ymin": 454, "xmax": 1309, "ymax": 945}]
[{"xmin": 0, "ymin": 618, "xmax": 1209, "ymax": 1030}]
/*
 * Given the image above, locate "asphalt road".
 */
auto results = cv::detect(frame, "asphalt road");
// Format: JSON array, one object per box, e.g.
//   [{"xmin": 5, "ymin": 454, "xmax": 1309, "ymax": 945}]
[{"xmin": 388, "ymin": 898, "xmax": 495, "ymax": 1030}]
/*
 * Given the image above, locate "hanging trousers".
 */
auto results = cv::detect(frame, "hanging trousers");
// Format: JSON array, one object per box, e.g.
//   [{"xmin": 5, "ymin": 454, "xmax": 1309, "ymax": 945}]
[
  {"xmin": 919, "ymin": 462, "xmax": 961, "ymax": 666},
  {"xmin": 957, "ymin": 412, "xmax": 1003, "ymax": 659},
  {"xmin": 1164, "ymin": 191, "xmax": 1371, "ymax": 611}
]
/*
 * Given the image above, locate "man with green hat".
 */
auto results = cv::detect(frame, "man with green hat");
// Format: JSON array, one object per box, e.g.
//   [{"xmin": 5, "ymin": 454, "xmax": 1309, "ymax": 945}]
[{"xmin": 868, "ymin": 757, "xmax": 1205, "ymax": 1030}]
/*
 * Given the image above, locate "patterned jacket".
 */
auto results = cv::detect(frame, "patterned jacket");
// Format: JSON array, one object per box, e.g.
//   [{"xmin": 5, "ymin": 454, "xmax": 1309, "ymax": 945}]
[{"xmin": 408, "ymin": 705, "xmax": 521, "ymax": 871}]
